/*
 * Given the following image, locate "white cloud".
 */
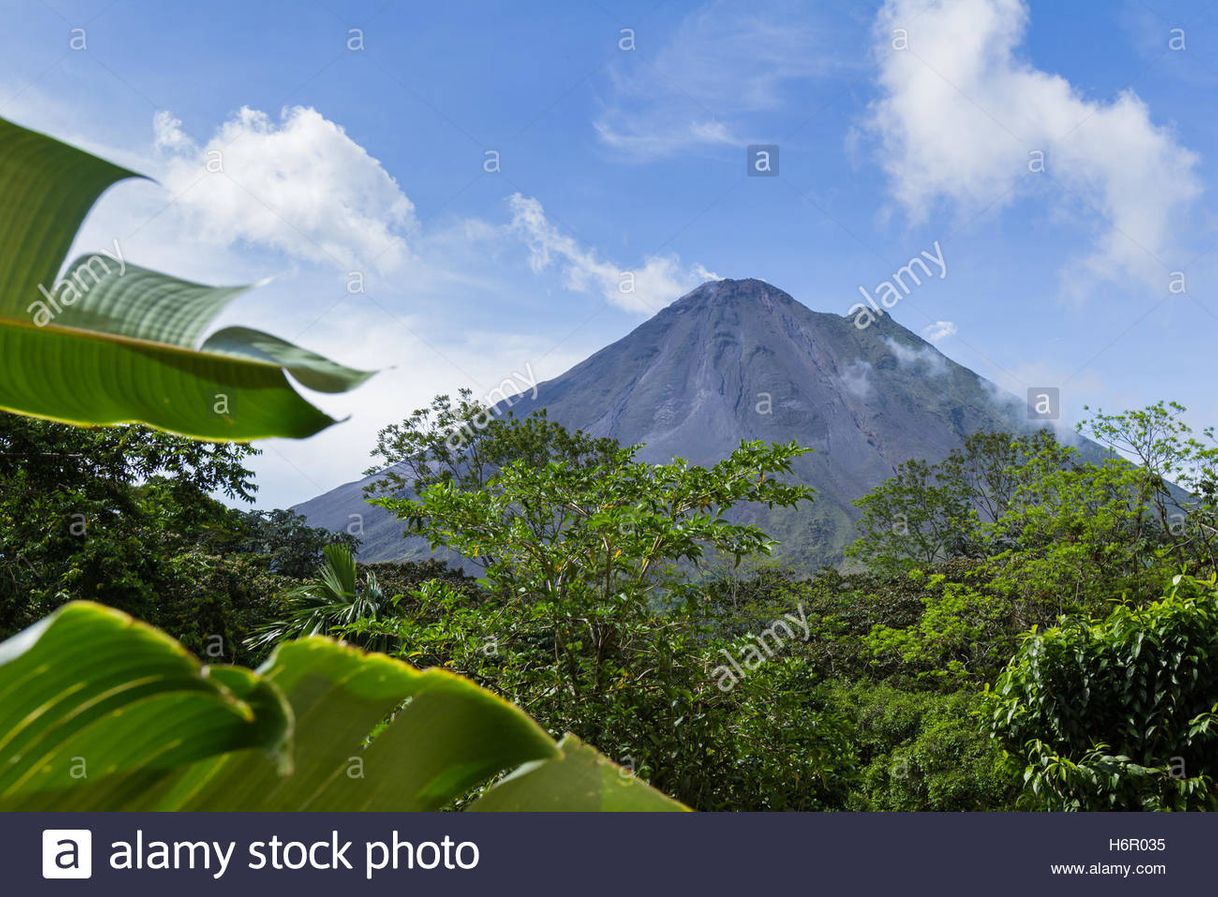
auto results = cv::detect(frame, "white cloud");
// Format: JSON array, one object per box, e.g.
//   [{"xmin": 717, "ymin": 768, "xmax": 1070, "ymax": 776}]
[
  {"xmin": 869, "ymin": 0, "xmax": 1200, "ymax": 292},
  {"xmin": 506, "ymin": 193, "xmax": 718, "ymax": 313},
  {"xmin": 595, "ymin": 117, "xmax": 736, "ymax": 160},
  {"xmin": 152, "ymin": 110, "xmax": 193, "ymax": 153},
  {"xmin": 885, "ymin": 336, "xmax": 948, "ymax": 375},
  {"xmin": 978, "ymin": 362, "xmax": 1108, "ymax": 446},
  {"xmin": 596, "ymin": 1, "xmax": 837, "ymax": 159},
  {"xmin": 246, "ymin": 300, "xmax": 593, "ymax": 508},
  {"xmin": 1, "ymin": 93, "xmax": 717, "ymax": 502},
  {"xmin": 156, "ymin": 106, "xmax": 417, "ymax": 271},
  {"xmin": 921, "ymin": 319, "xmax": 957, "ymax": 342},
  {"xmin": 840, "ymin": 359, "xmax": 874, "ymax": 397}
]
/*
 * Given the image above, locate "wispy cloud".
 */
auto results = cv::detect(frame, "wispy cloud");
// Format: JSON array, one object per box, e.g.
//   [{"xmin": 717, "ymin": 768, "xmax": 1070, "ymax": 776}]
[
  {"xmin": 840, "ymin": 359, "xmax": 874, "ymax": 397},
  {"xmin": 596, "ymin": 1, "xmax": 838, "ymax": 160},
  {"xmin": 505, "ymin": 193, "xmax": 718, "ymax": 313},
  {"xmin": 868, "ymin": 0, "xmax": 1200, "ymax": 294},
  {"xmin": 885, "ymin": 336, "xmax": 948, "ymax": 375}
]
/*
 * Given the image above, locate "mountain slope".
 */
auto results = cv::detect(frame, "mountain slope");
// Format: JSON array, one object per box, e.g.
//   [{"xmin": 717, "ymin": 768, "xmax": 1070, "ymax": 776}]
[{"xmin": 295, "ymin": 278, "xmax": 1052, "ymax": 569}]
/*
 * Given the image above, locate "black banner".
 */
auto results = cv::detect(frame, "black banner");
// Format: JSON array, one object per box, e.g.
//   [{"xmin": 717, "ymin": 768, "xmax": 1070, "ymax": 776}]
[{"xmin": 4, "ymin": 812, "xmax": 1211, "ymax": 895}]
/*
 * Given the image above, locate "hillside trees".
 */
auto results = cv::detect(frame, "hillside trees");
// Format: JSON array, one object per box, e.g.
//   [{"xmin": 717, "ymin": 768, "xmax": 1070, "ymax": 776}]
[
  {"xmin": 850, "ymin": 406, "xmax": 1218, "ymax": 616},
  {"xmin": 847, "ymin": 429, "xmax": 1072, "ymax": 573},
  {"xmin": 0, "ymin": 414, "xmax": 363, "ymax": 665},
  {"xmin": 1079, "ymin": 401, "xmax": 1218, "ymax": 568},
  {"xmin": 365, "ymin": 389, "xmax": 620, "ymax": 501},
  {"xmin": 844, "ymin": 408, "xmax": 1218, "ymax": 811},
  {"xmin": 377, "ymin": 437, "xmax": 814, "ymax": 607},
  {"xmin": 237, "ymin": 507, "xmax": 359, "ymax": 578}
]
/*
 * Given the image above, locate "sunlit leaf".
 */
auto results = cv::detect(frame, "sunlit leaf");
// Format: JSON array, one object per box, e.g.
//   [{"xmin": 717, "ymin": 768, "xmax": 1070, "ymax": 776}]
[
  {"xmin": 0, "ymin": 602, "xmax": 686, "ymax": 812},
  {"xmin": 0, "ymin": 115, "xmax": 372, "ymax": 440}
]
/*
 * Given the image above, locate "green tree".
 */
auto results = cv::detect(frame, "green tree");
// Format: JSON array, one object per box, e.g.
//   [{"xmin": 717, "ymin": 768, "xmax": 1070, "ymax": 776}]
[
  {"xmin": 365, "ymin": 389, "xmax": 619, "ymax": 499},
  {"xmin": 376, "ymin": 437, "xmax": 813, "ymax": 611},
  {"xmin": 847, "ymin": 458, "xmax": 975, "ymax": 573},
  {"xmin": 987, "ymin": 574, "xmax": 1218, "ymax": 810},
  {"xmin": 847, "ymin": 430, "xmax": 1071, "ymax": 573},
  {"xmin": 848, "ymin": 416, "xmax": 1210, "ymax": 619},
  {"xmin": 987, "ymin": 455, "xmax": 1163, "ymax": 613},
  {"xmin": 0, "ymin": 413, "xmax": 259, "ymax": 632},
  {"xmin": 1079, "ymin": 401, "xmax": 1218, "ymax": 569},
  {"xmin": 360, "ymin": 410, "xmax": 817, "ymax": 805},
  {"xmin": 864, "ymin": 570, "xmax": 1015, "ymax": 686},
  {"xmin": 237, "ymin": 507, "xmax": 358, "ymax": 579},
  {"xmin": 246, "ymin": 543, "xmax": 387, "ymax": 653},
  {"xmin": 837, "ymin": 683, "xmax": 1017, "ymax": 811}
]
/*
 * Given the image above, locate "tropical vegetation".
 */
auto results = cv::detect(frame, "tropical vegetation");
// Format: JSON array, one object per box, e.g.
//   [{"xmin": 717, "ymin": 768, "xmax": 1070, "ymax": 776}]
[{"xmin": 2, "ymin": 114, "xmax": 1215, "ymax": 812}]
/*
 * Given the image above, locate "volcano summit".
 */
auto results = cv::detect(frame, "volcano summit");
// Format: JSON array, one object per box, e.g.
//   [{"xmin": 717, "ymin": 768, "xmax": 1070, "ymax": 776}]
[{"xmin": 297, "ymin": 278, "xmax": 1047, "ymax": 569}]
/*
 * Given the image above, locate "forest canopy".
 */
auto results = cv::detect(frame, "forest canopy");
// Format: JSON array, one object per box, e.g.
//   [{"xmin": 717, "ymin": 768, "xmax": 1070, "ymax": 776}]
[{"xmin": 8, "ymin": 396, "xmax": 1212, "ymax": 810}]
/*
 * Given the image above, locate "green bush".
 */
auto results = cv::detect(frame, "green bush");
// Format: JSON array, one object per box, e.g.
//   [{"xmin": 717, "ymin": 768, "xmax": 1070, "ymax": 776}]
[
  {"xmin": 833, "ymin": 683, "xmax": 1017, "ymax": 811},
  {"xmin": 987, "ymin": 574, "xmax": 1218, "ymax": 810}
]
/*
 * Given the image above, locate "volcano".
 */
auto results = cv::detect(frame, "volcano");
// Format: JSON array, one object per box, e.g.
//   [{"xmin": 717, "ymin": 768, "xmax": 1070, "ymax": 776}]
[{"xmin": 296, "ymin": 278, "xmax": 1051, "ymax": 570}]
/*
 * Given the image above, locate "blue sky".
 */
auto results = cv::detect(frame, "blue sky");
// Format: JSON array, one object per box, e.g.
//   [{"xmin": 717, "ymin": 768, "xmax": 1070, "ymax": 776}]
[{"xmin": 2, "ymin": 0, "xmax": 1216, "ymax": 508}]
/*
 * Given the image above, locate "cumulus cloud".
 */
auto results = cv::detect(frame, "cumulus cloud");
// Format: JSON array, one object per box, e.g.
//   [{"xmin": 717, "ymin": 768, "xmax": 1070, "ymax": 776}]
[
  {"xmin": 869, "ymin": 0, "xmax": 1200, "ymax": 292},
  {"xmin": 885, "ymin": 336, "xmax": 948, "ymax": 375},
  {"xmin": 152, "ymin": 110, "xmax": 193, "ymax": 153},
  {"xmin": 596, "ymin": 1, "xmax": 836, "ymax": 159},
  {"xmin": 921, "ymin": 319, "xmax": 957, "ymax": 342},
  {"xmin": 156, "ymin": 106, "xmax": 416, "ymax": 270},
  {"xmin": 506, "ymin": 193, "xmax": 718, "ymax": 313}
]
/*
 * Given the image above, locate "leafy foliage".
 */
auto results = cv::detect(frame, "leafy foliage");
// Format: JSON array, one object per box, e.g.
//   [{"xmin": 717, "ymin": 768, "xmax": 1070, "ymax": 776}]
[
  {"xmin": 847, "ymin": 430, "xmax": 1072, "ymax": 573},
  {"xmin": 337, "ymin": 406, "xmax": 829, "ymax": 806},
  {"xmin": 375, "ymin": 433, "xmax": 813, "ymax": 604},
  {"xmin": 365, "ymin": 389, "xmax": 620, "ymax": 501},
  {"xmin": 0, "ymin": 415, "xmax": 253, "ymax": 627},
  {"xmin": 987, "ymin": 574, "xmax": 1218, "ymax": 810},
  {"xmin": 864, "ymin": 569, "xmax": 1014, "ymax": 685},
  {"xmin": 246, "ymin": 544, "xmax": 388, "ymax": 652},
  {"xmin": 6, "ymin": 379, "xmax": 1217, "ymax": 812},
  {"xmin": 237, "ymin": 508, "xmax": 358, "ymax": 579},
  {"xmin": 0, "ymin": 114, "xmax": 371, "ymax": 439},
  {"xmin": 0, "ymin": 601, "xmax": 685, "ymax": 811},
  {"xmin": 838, "ymin": 683, "xmax": 1016, "ymax": 811}
]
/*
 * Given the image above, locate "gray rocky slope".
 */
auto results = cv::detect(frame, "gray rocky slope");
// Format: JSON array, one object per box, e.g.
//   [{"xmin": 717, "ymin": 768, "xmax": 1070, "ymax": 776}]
[{"xmin": 295, "ymin": 278, "xmax": 1059, "ymax": 570}]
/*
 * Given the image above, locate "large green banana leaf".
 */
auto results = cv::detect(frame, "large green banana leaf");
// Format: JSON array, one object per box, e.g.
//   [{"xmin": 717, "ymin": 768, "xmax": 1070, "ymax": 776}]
[
  {"xmin": 0, "ymin": 602, "xmax": 687, "ymax": 812},
  {"xmin": 0, "ymin": 115, "xmax": 372, "ymax": 440}
]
